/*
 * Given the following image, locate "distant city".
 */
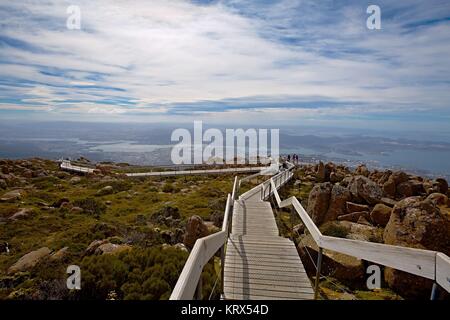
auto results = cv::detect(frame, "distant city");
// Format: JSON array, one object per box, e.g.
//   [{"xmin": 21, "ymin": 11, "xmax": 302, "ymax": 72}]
[{"xmin": 1, "ymin": 121, "xmax": 449, "ymax": 180}]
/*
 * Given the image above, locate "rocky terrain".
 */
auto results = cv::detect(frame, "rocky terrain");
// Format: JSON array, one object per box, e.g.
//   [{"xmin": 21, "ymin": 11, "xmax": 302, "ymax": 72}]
[
  {"xmin": 0, "ymin": 158, "xmax": 231, "ymax": 300},
  {"xmin": 1, "ymin": 158, "xmax": 449, "ymax": 300},
  {"xmin": 289, "ymin": 162, "xmax": 450, "ymax": 299}
]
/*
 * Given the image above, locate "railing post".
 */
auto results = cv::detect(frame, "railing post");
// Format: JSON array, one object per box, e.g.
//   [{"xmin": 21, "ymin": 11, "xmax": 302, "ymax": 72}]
[
  {"xmin": 220, "ymin": 244, "xmax": 225, "ymax": 296},
  {"xmin": 260, "ymin": 184, "xmax": 264, "ymax": 200},
  {"xmin": 195, "ymin": 276, "xmax": 203, "ymax": 300},
  {"xmin": 430, "ymin": 282, "xmax": 439, "ymax": 300},
  {"xmin": 314, "ymin": 247, "xmax": 323, "ymax": 300}
]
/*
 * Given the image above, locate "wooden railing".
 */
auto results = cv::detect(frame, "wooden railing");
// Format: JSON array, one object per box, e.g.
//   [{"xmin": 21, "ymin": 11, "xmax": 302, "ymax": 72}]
[{"xmin": 266, "ymin": 174, "xmax": 450, "ymax": 296}]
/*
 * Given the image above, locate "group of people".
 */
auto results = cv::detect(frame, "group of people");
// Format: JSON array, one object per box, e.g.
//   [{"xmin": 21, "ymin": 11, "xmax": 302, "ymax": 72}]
[{"xmin": 286, "ymin": 154, "xmax": 300, "ymax": 164}]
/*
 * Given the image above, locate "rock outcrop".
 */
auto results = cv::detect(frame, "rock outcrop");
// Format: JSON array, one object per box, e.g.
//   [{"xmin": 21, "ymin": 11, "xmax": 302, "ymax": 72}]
[
  {"xmin": 8, "ymin": 247, "xmax": 52, "ymax": 274},
  {"xmin": 306, "ymin": 182, "xmax": 332, "ymax": 225},
  {"xmin": 298, "ymin": 234, "xmax": 365, "ymax": 283},
  {"xmin": 95, "ymin": 243, "xmax": 131, "ymax": 255},
  {"xmin": 348, "ymin": 176, "xmax": 382, "ymax": 205},
  {"xmin": 183, "ymin": 215, "xmax": 209, "ymax": 249},
  {"xmin": 323, "ymin": 184, "xmax": 352, "ymax": 222},
  {"xmin": 383, "ymin": 196, "xmax": 450, "ymax": 298},
  {"xmin": 370, "ymin": 204, "xmax": 392, "ymax": 227}
]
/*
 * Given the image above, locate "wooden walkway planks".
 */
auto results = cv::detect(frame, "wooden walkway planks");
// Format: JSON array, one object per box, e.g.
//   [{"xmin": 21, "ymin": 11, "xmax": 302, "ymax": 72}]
[{"xmin": 223, "ymin": 194, "xmax": 314, "ymax": 300}]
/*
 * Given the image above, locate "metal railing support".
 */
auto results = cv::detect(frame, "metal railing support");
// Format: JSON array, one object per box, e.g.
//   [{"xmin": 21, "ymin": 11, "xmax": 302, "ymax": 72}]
[
  {"xmin": 314, "ymin": 247, "xmax": 323, "ymax": 300},
  {"xmin": 430, "ymin": 282, "xmax": 439, "ymax": 300},
  {"xmin": 195, "ymin": 276, "xmax": 203, "ymax": 300},
  {"xmin": 220, "ymin": 245, "xmax": 225, "ymax": 296}
]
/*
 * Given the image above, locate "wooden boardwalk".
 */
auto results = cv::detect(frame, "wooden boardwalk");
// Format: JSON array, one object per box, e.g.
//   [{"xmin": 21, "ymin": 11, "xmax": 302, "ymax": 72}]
[
  {"xmin": 60, "ymin": 160, "xmax": 268, "ymax": 177},
  {"xmin": 223, "ymin": 188, "xmax": 314, "ymax": 300}
]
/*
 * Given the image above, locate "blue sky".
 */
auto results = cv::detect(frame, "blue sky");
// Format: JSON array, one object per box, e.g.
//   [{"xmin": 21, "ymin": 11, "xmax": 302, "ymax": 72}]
[{"xmin": 0, "ymin": 0, "xmax": 449, "ymax": 131}]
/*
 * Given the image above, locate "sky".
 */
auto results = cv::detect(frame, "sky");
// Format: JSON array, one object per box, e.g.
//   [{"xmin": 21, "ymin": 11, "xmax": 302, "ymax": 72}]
[{"xmin": 0, "ymin": 0, "xmax": 449, "ymax": 131}]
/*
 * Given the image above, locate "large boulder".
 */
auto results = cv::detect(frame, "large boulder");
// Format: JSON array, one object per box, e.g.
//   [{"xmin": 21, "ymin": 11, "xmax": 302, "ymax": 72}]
[
  {"xmin": 355, "ymin": 164, "xmax": 369, "ymax": 177},
  {"xmin": 7, "ymin": 247, "xmax": 52, "ymax": 274},
  {"xmin": 383, "ymin": 197, "xmax": 450, "ymax": 298},
  {"xmin": 426, "ymin": 193, "xmax": 448, "ymax": 206},
  {"xmin": 370, "ymin": 203, "xmax": 392, "ymax": 227},
  {"xmin": 306, "ymin": 182, "xmax": 332, "ymax": 225},
  {"xmin": 396, "ymin": 181, "xmax": 414, "ymax": 198},
  {"xmin": 323, "ymin": 184, "xmax": 352, "ymax": 222},
  {"xmin": 434, "ymin": 178, "xmax": 448, "ymax": 195},
  {"xmin": 348, "ymin": 176, "xmax": 382, "ymax": 205},
  {"xmin": 382, "ymin": 177, "xmax": 396, "ymax": 198},
  {"xmin": 330, "ymin": 171, "xmax": 344, "ymax": 183},
  {"xmin": 316, "ymin": 161, "xmax": 326, "ymax": 182},
  {"xmin": 298, "ymin": 234, "xmax": 365, "ymax": 283},
  {"xmin": 183, "ymin": 215, "xmax": 209, "ymax": 249},
  {"xmin": 50, "ymin": 247, "xmax": 69, "ymax": 261},
  {"xmin": 340, "ymin": 221, "xmax": 383, "ymax": 242},
  {"xmin": 84, "ymin": 239, "xmax": 109, "ymax": 256},
  {"xmin": 390, "ymin": 171, "xmax": 409, "ymax": 185}
]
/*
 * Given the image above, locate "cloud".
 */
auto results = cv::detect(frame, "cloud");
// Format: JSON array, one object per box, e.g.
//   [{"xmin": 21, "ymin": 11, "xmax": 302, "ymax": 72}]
[{"xmin": 0, "ymin": 0, "xmax": 449, "ymax": 128}]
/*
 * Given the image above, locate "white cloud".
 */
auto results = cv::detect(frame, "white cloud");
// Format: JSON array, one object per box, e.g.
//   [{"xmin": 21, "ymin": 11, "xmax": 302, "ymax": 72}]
[{"xmin": 0, "ymin": 0, "xmax": 449, "ymax": 124}]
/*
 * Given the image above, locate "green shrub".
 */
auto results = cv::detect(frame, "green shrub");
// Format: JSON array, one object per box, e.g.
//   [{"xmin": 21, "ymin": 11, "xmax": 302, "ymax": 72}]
[
  {"xmin": 78, "ymin": 247, "xmax": 188, "ymax": 300},
  {"xmin": 321, "ymin": 223, "xmax": 349, "ymax": 239},
  {"xmin": 162, "ymin": 183, "xmax": 174, "ymax": 193},
  {"xmin": 73, "ymin": 198, "xmax": 106, "ymax": 216}
]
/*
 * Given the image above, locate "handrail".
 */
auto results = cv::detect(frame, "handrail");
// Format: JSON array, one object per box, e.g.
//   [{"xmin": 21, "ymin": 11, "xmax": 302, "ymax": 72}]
[
  {"xmin": 60, "ymin": 160, "xmax": 269, "ymax": 177},
  {"xmin": 268, "ymin": 174, "xmax": 450, "ymax": 294},
  {"xmin": 170, "ymin": 176, "xmax": 238, "ymax": 300}
]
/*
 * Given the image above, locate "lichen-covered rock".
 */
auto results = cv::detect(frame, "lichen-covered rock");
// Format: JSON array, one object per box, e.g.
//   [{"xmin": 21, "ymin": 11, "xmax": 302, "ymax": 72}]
[
  {"xmin": 50, "ymin": 247, "xmax": 69, "ymax": 261},
  {"xmin": 349, "ymin": 176, "xmax": 382, "ymax": 205},
  {"xmin": 426, "ymin": 193, "xmax": 448, "ymax": 206},
  {"xmin": 382, "ymin": 177, "xmax": 396, "ymax": 198},
  {"xmin": 84, "ymin": 239, "xmax": 109, "ymax": 256},
  {"xmin": 383, "ymin": 196, "xmax": 450, "ymax": 298},
  {"xmin": 434, "ymin": 178, "xmax": 448, "ymax": 195},
  {"xmin": 324, "ymin": 184, "xmax": 352, "ymax": 222},
  {"xmin": 370, "ymin": 203, "xmax": 392, "ymax": 227},
  {"xmin": 7, "ymin": 247, "xmax": 52, "ymax": 274},
  {"xmin": 298, "ymin": 234, "xmax": 365, "ymax": 283},
  {"xmin": 306, "ymin": 182, "xmax": 332, "ymax": 225},
  {"xmin": 183, "ymin": 215, "xmax": 209, "ymax": 249},
  {"xmin": 316, "ymin": 161, "xmax": 326, "ymax": 182},
  {"xmin": 355, "ymin": 164, "xmax": 369, "ymax": 177}
]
